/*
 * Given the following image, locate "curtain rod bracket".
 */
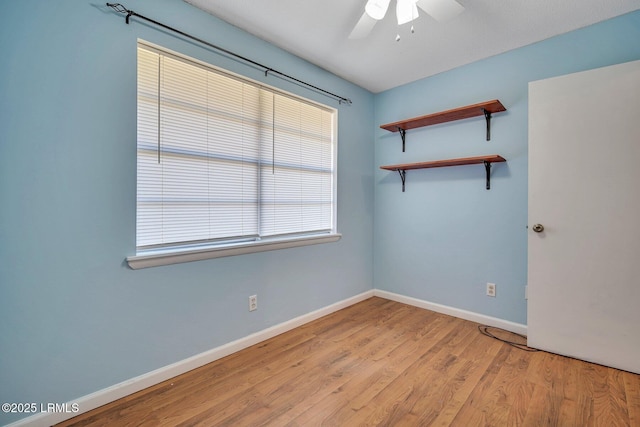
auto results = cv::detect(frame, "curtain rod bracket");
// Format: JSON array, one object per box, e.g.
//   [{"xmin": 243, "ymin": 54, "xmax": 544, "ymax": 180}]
[{"xmin": 105, "ymin": 2, "xmax": 352, "ymax": 106}]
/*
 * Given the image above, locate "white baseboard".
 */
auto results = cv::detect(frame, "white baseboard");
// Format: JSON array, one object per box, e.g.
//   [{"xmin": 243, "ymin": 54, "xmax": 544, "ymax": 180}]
[
  {"xmin": 373, "ymin": 289, "xmax": 528, "ymax": 336},
  {"xmin": 7, "ymin": 290, "xmax": 375, "ymax": 427},
  {"xmin": 8, "ymin": 288, "xmax": 526, "ymax": 426}
]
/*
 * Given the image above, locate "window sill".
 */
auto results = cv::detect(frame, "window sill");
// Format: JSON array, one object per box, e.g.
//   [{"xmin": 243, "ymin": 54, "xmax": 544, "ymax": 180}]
[{"xmin": 126, "ymin": 233, "xmax": 342, "ymax": 269}]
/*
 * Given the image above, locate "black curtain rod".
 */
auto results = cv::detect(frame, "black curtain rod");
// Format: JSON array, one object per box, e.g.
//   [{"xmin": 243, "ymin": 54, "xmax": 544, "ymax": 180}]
[{"xmin": 106, "ymin": 3, "xmax": 353, "ymax": 105}]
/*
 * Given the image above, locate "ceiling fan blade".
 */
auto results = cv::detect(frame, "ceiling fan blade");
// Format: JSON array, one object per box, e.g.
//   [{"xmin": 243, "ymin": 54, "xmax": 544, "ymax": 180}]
[
  {"xmin": 396, "ymin": 0, "xmax": 420, "ymax": 25},
  {"xmin": 349, "ymin": 11, "xmax": 378, "ymax": 39},
  {"xmin": 365, "ymin": 0, "xmax": 391, "ymax": 20},
  {"xmin": 416, "ymin": 0, "xmax": 464, "ymax": 22}
]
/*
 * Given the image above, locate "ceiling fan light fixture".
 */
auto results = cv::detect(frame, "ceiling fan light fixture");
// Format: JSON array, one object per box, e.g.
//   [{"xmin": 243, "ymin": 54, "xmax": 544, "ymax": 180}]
[
  {"xmin": 396, "ymin": 0, "xmax": 419, "ymax": 25},
  {"xmin": 350, "ymin": 0, "xmax": 464, "ymax": 40},
  {"xmin": 365, "ymin": 0, "xmax": 391, "ymax": 20}
]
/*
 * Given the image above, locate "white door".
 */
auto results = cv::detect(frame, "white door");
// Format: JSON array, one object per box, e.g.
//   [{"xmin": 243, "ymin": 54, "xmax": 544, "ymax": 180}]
[{"xmin": 528, "ymin": 60, "xmax": 640, "ymax": 374}]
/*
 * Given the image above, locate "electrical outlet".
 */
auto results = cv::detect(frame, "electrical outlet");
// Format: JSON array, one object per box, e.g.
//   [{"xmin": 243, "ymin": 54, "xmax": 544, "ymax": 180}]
[
  {"xmin": 249, "ymin": 295, "xmax": 257, "ymax": 311},
  {"xmin": 486, "ymin": 283, "xmax": 496, "ymax": 297}
]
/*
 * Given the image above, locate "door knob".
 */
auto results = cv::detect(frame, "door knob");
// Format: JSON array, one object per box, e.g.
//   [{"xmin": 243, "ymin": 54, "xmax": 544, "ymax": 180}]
[{"xmin": 532, "ymin": 224, "xmax": 544, "ymax": 233}]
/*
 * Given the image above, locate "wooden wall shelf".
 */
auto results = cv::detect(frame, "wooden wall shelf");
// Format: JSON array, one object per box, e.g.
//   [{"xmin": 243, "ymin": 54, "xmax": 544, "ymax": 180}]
[
  {"xmin": 380, "ymin": 155, "xmax": 506, "ymax": 192},
  {"xmin": 380, "ymin": 100, "xmax": 506, "ymax": 151}
]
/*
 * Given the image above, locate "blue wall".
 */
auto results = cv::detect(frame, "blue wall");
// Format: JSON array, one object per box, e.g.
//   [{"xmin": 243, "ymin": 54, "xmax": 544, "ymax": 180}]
[
  {"xmin": 373, "ymin": 10, "xmax": 640, "ymax": 325},
  {"xmin": 0, "ymin": 1, "xmax": 373, "ymax": 424}
]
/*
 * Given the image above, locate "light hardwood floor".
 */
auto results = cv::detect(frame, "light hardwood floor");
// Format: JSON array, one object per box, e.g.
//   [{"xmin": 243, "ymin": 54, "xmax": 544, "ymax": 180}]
[{"xmin": 57, "ymin": 297, "xmax": 640, "ymax": 426}]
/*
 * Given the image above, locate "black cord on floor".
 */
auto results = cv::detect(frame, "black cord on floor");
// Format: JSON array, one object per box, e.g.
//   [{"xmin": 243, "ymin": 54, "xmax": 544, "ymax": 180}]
[{"xmin": 478, "ymin": 325, "xmax": 539, "ymax": 352}]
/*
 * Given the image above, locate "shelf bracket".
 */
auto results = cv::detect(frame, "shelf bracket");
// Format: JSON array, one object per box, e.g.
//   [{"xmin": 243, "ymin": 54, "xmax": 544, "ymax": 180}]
[
  {"xmin": 397, "ymin": 127, "xmax": 406, "ymax": 152},
  {"xmin": 484, "ymin": 161, "xmax": 492, "ymax": 190},
  {"xmin": 397, "ymin": 169, "xmax": 407, "ymax": 192},
  {"xmin": 482, "ymin": 109, "xmax": 492, "ymax": 141}
]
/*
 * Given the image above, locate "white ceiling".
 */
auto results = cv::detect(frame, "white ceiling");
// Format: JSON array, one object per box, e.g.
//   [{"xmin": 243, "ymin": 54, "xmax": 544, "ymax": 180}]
[{"xmin": 185, "ymin": 0, "xmax": 640, "ymax": 93}]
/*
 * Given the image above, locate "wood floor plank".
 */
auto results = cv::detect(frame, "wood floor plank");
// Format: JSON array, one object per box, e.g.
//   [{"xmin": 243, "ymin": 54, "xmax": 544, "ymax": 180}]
[
  {"xmin": 425, "ymin": 332, "xmax": 511, "ymax": 426},
  {"xmin": 280, "ymin": 306, "xmax": 461, "ymax": 425},
  {"xmin": 608, "ymin": 370, "xmax": 630, "ymax": 422},
  {"xmin": 447, "ymin": 344, "xmax": 513, "ymax": 425},
  {"xmin": 624, "ymin": 371, "xmax": 640, "ymax": 426},
  {"xmin": 389, "ymin": 326, "xmax": 488, "ymax": 425},
  {"xmin": 588, "ymin": 362, "xmax": 617, "ymax": 426},
  {"xmin": 160, "ymin": 300, "xmax": 405, "ymax": 426},
  {"xmin": 56, "ymin": 297, "xmax": 640, "ymax": 427},
  {"xmin": 522, "ymin": 352, "xmax": 567, "ymax": 426},
  {"xmin": 338, "ymin": 319, "xmax": 493, "ymax": 426}
]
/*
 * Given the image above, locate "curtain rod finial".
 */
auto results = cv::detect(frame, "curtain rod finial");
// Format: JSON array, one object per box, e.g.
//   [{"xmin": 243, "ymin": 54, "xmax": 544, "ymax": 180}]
[{"xmin": 106, "ymin": 3, "xmax": 128, "ymax": 13}]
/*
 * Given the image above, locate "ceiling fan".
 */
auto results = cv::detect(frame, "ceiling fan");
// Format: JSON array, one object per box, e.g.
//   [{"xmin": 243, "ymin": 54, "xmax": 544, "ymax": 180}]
[{"xmin": 349, "ymin": 0, "xmax": 464, "ymax": 40}]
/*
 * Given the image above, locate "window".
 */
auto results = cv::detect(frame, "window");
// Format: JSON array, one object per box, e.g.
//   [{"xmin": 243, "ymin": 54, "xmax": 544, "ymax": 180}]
[{"xmin": 128, "ymin": 42, "xmax": 339, "ymax": 269}]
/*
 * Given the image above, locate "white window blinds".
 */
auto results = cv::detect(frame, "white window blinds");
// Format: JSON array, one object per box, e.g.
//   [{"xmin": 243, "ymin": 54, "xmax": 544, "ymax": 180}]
[{"xmin": 136, "ymin": 44, "xmax": 336, "ymax": 251}]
